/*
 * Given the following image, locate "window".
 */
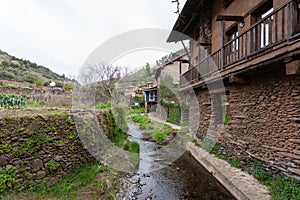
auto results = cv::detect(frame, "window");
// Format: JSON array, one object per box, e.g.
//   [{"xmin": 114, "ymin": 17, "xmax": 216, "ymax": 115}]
[
  {"xmin": 226, "ymin": 25, "xmax": 239, "ymax": 52},
  {"xmin": 260, "ymin": 8, "xmax": 273, "ymax": 47},
  {"xmin": 251, "ymin": 0, "xmax": 273, "ymax": 49}
]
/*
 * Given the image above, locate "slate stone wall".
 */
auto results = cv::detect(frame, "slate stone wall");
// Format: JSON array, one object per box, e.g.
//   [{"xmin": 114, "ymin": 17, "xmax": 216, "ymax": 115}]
[{"xmin": 186, "ymin": 67, "xmax": 300, "ymax": 179}]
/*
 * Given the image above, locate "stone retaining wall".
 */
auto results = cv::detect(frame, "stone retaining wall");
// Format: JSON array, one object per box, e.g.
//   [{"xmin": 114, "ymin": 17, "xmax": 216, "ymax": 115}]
[{"xmin": 0, "ymin": 111, "xmax": 112, "ymax": 190}]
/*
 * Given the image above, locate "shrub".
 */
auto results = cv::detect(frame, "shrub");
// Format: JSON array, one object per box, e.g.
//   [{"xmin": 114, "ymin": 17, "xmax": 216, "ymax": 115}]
[
  {"xmin": 153, "ymin": 131, "xmax": 166, "ymax": 144},
  {"xmin": 123, "ymin": 141, "xmax": 140, "ymax": 153},
  {"xmin": 64, "ymin": 85, "xmax": 73, "ymax": 92},
  {"xmin": 35, "ymin": 79, "xmax": 44, "ymax": 88}
]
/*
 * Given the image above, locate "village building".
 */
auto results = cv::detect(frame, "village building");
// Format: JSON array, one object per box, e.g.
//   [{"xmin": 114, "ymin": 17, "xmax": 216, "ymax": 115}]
[
  {"xmin": 155, "ymin": 53, "xmax": 189, "ymax": 85},
  {"xmin": 168, "ymin": 0, "xmax": 300, "ymax": 179},
  {"xmin": 155, "ymin": 54, "xmax": 189, "ymax": 121},
  {"xmin": 143, "ymin": 82, "xmax": 158, "ymax": 112}
]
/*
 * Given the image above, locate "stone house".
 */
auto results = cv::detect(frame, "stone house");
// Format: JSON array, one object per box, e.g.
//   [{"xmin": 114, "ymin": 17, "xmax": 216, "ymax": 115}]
[
  {"xmin": 155, "ymin": 54, "xmax": 189, "ymax": 119},
  {"xmin": 168, "ymin": 0, "xmax": 300, "ymax": 179},
  {"xmin": 155, "ymin": 54, "xmax": 189, "ymax": 85}
]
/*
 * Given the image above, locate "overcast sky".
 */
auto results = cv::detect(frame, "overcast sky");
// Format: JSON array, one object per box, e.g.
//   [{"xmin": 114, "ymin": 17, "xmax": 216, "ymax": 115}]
[{"xmin": 0, "ymin": 0, "xmax": 186, "ymax": 77}]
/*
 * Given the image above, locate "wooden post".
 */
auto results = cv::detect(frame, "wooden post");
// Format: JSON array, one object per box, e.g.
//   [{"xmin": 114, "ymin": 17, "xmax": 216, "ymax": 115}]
[
  {"xmin": 220, "ymin": 20, "xmax": 226, "ymax": 69},
  {"xmin": 179, "ymin": 61, "xmax": 182, "ymax": 85},
  {"xmin": 288, "ymin": 0, "xmax": 299, "ymax": 37}
]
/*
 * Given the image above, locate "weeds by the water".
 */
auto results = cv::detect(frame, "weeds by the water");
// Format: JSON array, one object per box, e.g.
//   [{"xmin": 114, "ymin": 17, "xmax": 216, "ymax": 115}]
[
  {"xmin": 251, "ymin": 164, "xmax": 300, "ymax": 200},
  {"xmin": 128, "ymin": 107, "xmax": 144, "ymax": 114},
  {"xmin": 4, "ymin": 163, "xmax": 120, "ymax": 200},
  {"xmin": 130, "ymin": 114, "xmax": 176, "ymax": 144}
]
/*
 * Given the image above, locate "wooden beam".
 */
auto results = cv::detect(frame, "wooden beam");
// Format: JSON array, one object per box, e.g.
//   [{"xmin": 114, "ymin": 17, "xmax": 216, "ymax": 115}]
[
  {"xmin": 182, "ymin": 13, "xmax": 197, "ymax": 33},
  {"xmin": 286, "ymin": 60, "xmax": 300, "ymax": 75},
  {"xmin": 215, "ymin": 15, "xmax": 244, "ymax": 21}
]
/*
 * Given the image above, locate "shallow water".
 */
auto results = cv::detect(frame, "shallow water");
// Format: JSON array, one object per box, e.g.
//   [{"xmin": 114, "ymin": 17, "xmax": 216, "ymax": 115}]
[{"xmin": 116, "ymin": 123, "xmax": 235, "ymax": 200}]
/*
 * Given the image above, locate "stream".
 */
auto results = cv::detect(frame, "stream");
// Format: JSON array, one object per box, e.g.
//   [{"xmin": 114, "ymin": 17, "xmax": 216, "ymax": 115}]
[{"xmin": 116, "ymin": 123, "xmax": 235, "ymax": 200}]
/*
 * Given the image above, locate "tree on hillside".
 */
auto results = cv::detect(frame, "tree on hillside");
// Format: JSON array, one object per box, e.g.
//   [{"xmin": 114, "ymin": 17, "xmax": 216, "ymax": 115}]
[
  {"xmin": 78, "ymin": 60, "xmax": 123, "ymax": 103},
  {"xmin": 145, "ymin": 62, "xmax": 151, "ymax": 76}
]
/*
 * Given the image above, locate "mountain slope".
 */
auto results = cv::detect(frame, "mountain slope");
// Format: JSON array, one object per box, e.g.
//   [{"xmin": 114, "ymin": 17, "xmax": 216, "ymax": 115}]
[{"xmin": 0, "ymin": 50, "xmax": 65, "ymax": 86}]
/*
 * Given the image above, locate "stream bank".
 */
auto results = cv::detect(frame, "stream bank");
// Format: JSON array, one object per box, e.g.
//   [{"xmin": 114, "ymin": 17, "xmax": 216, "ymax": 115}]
[{"xmin": 116, "ymin": 123, "xmax": 235, "ymax": 200}]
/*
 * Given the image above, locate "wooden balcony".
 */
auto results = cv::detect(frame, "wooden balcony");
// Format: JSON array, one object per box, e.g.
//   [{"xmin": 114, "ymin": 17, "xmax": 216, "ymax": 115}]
[{"xmin": 180, "ymin": 0, "xmax": 300, "ymax": 87}]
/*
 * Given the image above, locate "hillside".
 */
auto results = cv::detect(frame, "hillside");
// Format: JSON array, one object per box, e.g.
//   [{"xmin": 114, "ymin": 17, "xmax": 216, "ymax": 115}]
[
  {"xmin": 121, "ymin": 66, "xmax": 158, "ymax": 87},
  {"xmin": 0, "ymin": 50, "xmax": 65, "ymax": 86}
]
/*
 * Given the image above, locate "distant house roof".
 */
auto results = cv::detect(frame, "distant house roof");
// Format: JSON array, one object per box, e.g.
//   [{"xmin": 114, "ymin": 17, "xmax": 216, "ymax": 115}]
[
  {"xmin": 167, "ymin": 0, "xmax": 209, "ymax": 43},
  {"xmin": 155, "ymin": 53, "xmax": 189, "ymax": 80},
  {"xmin": 143, "ymin": 86, "xmax": 157, "ymax": 92}
]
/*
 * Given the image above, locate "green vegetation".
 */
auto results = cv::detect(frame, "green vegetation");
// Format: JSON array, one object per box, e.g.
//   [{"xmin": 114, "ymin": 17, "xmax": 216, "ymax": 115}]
[
  {"xmin": 64, "ymin": 85, "xmax": 72, "ymax": 92},
  {"xmin": 113, "ymin": 104, "xmax": 128, "ymax": 132},
  {"xmin": 8, "ymin": 163, "xmax": 120, "ymax": 200},
  {"xmin": 158, "ymin": 75, "xmax": 186, "ymax": 125},
  {"xmin": 130, "ymin": 114, "xmax": 150, "ymax": 124},
  {"xmin": 228, "ymin": 158, "xmax": 242, "ymax": 168},
  {"xmin": 46, "ymin": 160, "xmax": 60, "ymax": 171},
  {"xmin": 0, "ymin": 50, "xmax": 65, "ymax": 85},
  {"xmin": 35, "ymin": 79, "xmax": 44, "ymax": 88},
  {"xmin": 4, "ymin": 84, "xmax": 18, "ymax": 89},
  {"xmin": 209, "ymin": 144, "xmax": 299, "ymax": 200},
  {"xmin": 0, "ymin": 167, "xmax": 18, "ymax": 197},
  {"xmin": 168, "ymin": 106, "xmax": 181, "ymax": 125},
  {"xmin": 222, "ymin": 115, "xmax": 231, "ymax": 125},
  {"xmin": 251, "ymin": 164, "xmax": 300, "ymax": 200},
  {"xmin": 95, "ymin": 102, "xmax": 113, "ymax": 109},
  {"xmin": 128, "ymin": 107, "xmax": 144, "ymax": 114},
  {"xmin": 153, "ymin": 131, "xmax": 166, "ymax": 144},
  {"xmin": 184, "ymin": 133, "xmax": 200, "ymax": 147},
  {"xmin": 123, "ymin": 141, "xmax": 140, "ymax": 153},
  {"xmin": 145, "ymin": 62, "xmax": 152, "ymax": 76},
  {"xmin": 130, "ymin": 114, "xmax": 176, "ymax": 144},
  {"xmin": 133, "ymin": 95, "xmax": 144, "ymax": 107},
  {"xmin": 202, "ymin": 138, "xmax": 213, "ymax": 152},
  {"xmin": 252, "ymin": 164, "xmax": 270, "ymax": 183},
  {"xmin": 0, "ymin": 94, "xmax": 26, "ymax": 109},
  {"xmin": 26, "ymin": 100, "xmax": 46, "ymax": 107}
]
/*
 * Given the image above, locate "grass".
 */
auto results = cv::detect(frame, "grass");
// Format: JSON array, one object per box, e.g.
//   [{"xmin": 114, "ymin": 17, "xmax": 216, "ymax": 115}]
[
  {"xmin": 95, "ymin": 102, "xmax": 112, "ymax": 109},
  {"xmin": 26, "ymin": 100, "xmax": 46, "ymax": 107},
  {"xmin": 153, "ymin": 131, "xmax": 166, "ymax": 144},
  {"xmin": 228, "ymin": 158, "xmax": 242, "ymax": 168},
  {"xmin": 251, "ymin": 164, "xmax": 300, "ymax": 200},
  {"xmin": 130, "ymin": 114, "xmax": 149, "ymax": 124},
  {"xmin": 128, "ymin": 107, "xmax": 144, "ymax": 114},
  {"xmin": 4, "ymin": 163, "xmax": 119, "ymax": 200},
  {"xmin": 130, "ymin": 115, "xmax": 176, "ymax": 144},
  {"xmin": 210, "ymin": 145, "xmax": 300, "ymax": 199}
]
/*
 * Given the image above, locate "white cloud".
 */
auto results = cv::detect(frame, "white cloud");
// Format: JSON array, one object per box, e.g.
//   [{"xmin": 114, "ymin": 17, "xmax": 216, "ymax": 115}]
[{"xmin": 0, "ymin": 0, "xmax": 186, "ymax": 77}]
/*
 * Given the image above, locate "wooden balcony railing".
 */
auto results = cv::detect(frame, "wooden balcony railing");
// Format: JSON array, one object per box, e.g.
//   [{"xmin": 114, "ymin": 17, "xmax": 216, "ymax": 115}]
[{"xmin": 180, "ymin": 0, "xmax": 299, "ymax": 87}]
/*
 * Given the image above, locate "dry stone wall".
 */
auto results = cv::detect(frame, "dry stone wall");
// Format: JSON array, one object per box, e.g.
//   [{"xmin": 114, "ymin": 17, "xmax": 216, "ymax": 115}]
[
  {"xmin": 0, "ymin": 111, "xmax": 113, "ymax": 190},
  {"xmin": 187, "ymin": 67, "xmax": 300, "ymax": 179}
]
